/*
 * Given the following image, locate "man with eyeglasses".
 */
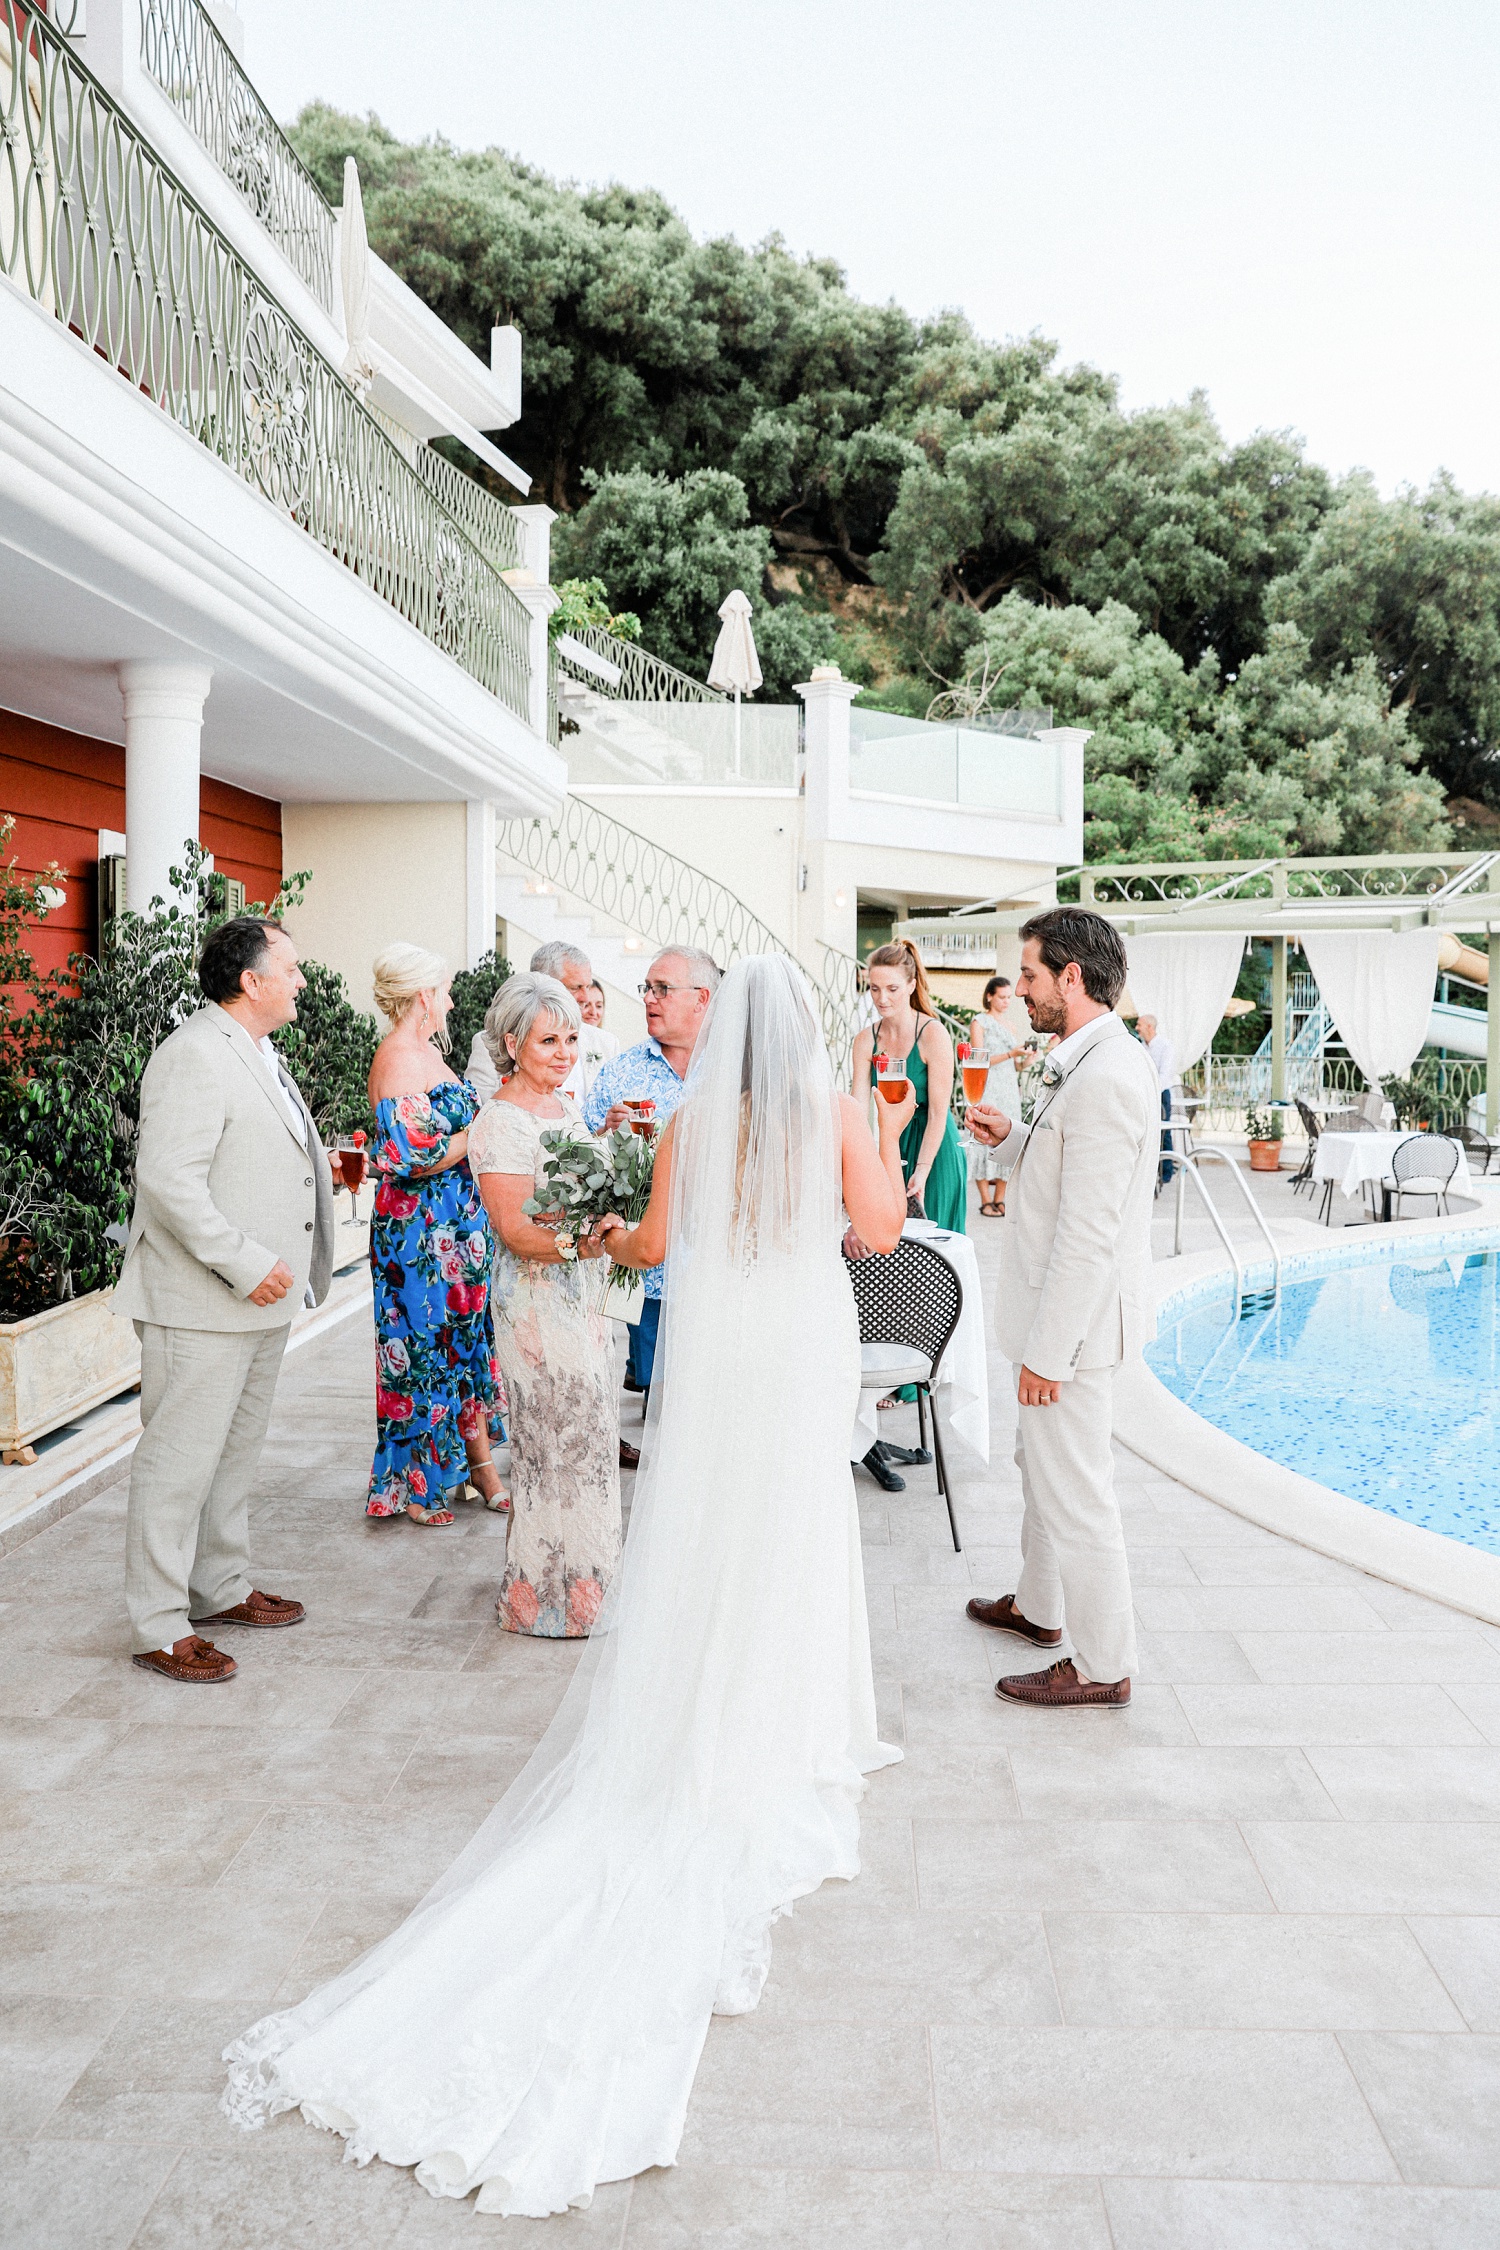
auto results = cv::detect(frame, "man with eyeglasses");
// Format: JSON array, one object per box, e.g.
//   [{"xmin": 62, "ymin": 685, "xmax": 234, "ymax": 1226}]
[{"xmin": 584, "ymin": 947, "xmax": 721, "ymax": 1397}]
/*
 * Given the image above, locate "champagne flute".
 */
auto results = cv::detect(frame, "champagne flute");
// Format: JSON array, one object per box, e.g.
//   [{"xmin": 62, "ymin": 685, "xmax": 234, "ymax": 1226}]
[{"xmin": 337, "ymin": 1133, "xmax": 367, "ymax": 1223}]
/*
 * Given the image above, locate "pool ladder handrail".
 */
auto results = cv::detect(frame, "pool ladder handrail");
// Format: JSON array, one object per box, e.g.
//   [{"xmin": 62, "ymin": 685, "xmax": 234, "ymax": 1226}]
[{"xmin": 1167, "ymin": 1133, "xmax": 1283, "ymax": 1317}]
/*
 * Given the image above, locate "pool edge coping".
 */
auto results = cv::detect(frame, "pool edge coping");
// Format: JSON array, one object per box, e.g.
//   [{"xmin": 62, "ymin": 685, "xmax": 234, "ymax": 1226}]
[{"xmin": 1116, "ymin": 1189, "xmax": 1500, "ymax": 1627}]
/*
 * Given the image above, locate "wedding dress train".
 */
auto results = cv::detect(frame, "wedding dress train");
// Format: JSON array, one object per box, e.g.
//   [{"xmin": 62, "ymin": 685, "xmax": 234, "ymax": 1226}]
[{"xmin": 224, "ymin": 957, "xmax": 899, "ymax": 2216}]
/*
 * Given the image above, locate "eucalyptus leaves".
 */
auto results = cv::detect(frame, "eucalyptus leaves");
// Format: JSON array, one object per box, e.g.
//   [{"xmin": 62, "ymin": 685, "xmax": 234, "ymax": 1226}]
[{"xmin": 523, "ymin": 1126, "xmax": 657, "ymax": 1314}]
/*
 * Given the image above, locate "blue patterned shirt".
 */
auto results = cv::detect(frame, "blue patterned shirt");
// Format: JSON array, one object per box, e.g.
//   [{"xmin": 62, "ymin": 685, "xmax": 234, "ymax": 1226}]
[{"xmin": 583, "ymin": 1037, "xmax": 688, "ymax": 1298}]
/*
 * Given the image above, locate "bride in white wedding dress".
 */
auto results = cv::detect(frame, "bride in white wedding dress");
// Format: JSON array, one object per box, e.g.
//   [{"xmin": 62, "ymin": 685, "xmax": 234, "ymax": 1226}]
[{"xmin": 223, "ymin": 954, "xmax": 915, "ymax": 2217}]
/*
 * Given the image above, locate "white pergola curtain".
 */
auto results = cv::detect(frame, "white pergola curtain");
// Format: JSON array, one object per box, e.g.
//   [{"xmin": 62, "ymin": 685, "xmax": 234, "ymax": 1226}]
[
  {"xmin": 1298, "ymin": 929, "xmax": 1440, "ymax": 1090},
  {"xmin": 1124, "ymin": 934, "xmax": 1245, "ymax": 1074}
]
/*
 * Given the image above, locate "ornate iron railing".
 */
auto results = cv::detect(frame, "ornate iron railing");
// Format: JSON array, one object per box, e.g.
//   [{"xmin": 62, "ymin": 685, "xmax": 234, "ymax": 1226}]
[
  {"xmin": 553, "ymin": 621, "xmax": 725, "ymax": 706},
  {"xmin": 369, "ymin": 408, "xmax": 523, "ymax": 573},
  {"xmin": 0, "ymin": 0, "xmax": 532, "ymax": 723},
  {"xmin": 1183, "ymin": 1053, "xmax": 1488, "ymax": 1130},
  {"xmin": 1070, "ymin": 852, "xmax": 1500, "ymax": 911},
  {"xmin": 497, "ymin": 796, "xmax": 861, "ymax": 1078},
  {"xmin": 138, "ymin": 0, "xmax": 336, "ymax": 312}
]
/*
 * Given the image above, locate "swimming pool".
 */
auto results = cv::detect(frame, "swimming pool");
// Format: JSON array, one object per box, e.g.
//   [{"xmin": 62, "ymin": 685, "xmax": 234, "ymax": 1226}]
[{"xmin": 1146, "ymin": 1239, "xmax": 1500, "ymax": 1555}]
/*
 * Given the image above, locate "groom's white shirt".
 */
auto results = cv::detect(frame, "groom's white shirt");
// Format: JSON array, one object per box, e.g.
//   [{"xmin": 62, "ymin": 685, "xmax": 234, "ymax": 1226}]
[{"xmin": 993, "ymin": 1011, "xmax": 1159, "ymax": 1381}]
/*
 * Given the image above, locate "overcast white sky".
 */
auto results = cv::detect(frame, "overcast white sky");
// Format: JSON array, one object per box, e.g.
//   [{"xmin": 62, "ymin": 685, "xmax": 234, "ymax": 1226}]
[{"xmin": 243, "ymin": 0, "xmax": 1499, "ymax": 496}]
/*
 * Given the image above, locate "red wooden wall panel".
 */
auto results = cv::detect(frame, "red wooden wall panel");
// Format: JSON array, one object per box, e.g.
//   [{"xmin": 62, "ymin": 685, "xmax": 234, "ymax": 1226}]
[{"xmin": 0, "ymin": 706, "xmax": 283, "ymax": 982}]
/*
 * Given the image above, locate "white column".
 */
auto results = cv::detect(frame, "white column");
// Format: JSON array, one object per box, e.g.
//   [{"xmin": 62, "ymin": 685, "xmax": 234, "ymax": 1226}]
[
  {"xmin": 118, "ymin": 661, "xmax": 212, "ymax": 913},
  {"xmin": 503, "ymin": 505, "xmax": 559, "ymax": 745},
  {"xmin": 465, "ymin": 799, "xmax": 497, "ymax": 967},
  {"xmin": 795, "ymin": 665, "xmax": 860, "ymax": 845},
  {"xmin": 1034, "ymin": 726, "xmax": 1091, "ymax": 866}
]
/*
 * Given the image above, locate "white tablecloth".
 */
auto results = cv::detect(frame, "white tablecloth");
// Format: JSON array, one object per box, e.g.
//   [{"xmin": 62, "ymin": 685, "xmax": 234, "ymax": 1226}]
[
  {"xmin": 849, "ymin": 1220, "xmax": 989, "ymax": 1465},
  {"xmin": 1312, "ymin": 1131, "xmax": 1473, "ymax": 1203}
]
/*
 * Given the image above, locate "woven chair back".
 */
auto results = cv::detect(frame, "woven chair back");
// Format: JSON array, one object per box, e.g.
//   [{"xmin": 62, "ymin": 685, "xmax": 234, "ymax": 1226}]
[
  {"xmin": 842, "ymin": 1237, "xmax": 963, "ymax": 1378},
  {"xmin": 1392, "ymin": 1134, "xmax": 1460, "ymax": 1185}
]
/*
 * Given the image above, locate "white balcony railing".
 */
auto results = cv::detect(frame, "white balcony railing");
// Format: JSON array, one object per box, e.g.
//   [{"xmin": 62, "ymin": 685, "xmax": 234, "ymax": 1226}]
[{"xmin": 1, "ymin": 0, "xmax": 535, "ymax": 725}]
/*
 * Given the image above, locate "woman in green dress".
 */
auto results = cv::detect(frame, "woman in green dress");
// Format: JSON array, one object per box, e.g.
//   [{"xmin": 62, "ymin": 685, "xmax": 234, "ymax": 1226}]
[{"xmin": 852, "ymin": 939, "xmax": 968, "ymax": 1230}]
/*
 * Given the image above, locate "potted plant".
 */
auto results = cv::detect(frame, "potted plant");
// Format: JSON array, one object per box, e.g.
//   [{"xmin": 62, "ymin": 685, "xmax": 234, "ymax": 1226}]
[{"xmin": 1244, "ymin": 1104, "xmax": 1284, "ymax": 1172}]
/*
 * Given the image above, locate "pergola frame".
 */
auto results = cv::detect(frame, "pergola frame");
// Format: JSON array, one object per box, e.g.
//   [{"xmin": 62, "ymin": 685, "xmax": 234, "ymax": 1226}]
[{"xmin": 909, "ymin": 850, "xmax": 1500, "ymax": 1131}]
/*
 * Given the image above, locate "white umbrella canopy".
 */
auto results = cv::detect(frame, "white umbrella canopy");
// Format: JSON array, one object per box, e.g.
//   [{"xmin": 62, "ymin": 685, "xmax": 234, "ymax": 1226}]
[
  {"xmin": 707, "ymin": 588, "xmax": 762, "ymax": 775},
  {"xmin": 340, "ymin": 156, "xmax": 378, "ymax": 396}
]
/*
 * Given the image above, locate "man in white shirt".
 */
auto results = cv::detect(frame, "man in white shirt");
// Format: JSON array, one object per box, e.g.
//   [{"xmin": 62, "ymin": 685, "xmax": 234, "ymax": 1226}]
[
  {"xmin": 465, "ymin": 941, "xmax": 616, "ymax": 1105},
  {"xmin": 1136, "ymin": 1014, "xmax": 1178, "ymax": 1183}
]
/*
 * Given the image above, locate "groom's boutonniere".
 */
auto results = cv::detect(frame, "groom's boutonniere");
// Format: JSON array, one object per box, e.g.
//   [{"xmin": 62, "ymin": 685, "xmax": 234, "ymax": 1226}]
[{"xmin": 1039, "ymin": 1058, "xmax": 1065, "ymax": 1088}]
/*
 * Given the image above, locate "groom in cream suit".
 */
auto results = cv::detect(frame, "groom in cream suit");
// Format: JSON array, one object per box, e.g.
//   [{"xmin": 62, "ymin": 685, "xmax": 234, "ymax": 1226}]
[
  {"xmin": 114, "ymin": 917, "xmax": 335, "ymax": 1684},
  {"xmin": 965, "ymin": 906, "xmax": 1158, "ymax": 1708}
]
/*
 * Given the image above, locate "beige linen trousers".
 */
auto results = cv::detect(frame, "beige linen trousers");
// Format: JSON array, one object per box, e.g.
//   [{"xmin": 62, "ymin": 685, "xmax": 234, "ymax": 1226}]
[{"xmin": 115, "ymin": 1004, "xmax": 335, "ymax": 1652}]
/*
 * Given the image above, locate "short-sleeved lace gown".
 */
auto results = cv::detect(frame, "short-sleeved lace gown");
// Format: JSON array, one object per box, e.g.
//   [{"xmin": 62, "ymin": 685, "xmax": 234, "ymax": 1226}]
[{"xmin": 224, "ymin": 957, "xmax": 899, "ymax": 2217}]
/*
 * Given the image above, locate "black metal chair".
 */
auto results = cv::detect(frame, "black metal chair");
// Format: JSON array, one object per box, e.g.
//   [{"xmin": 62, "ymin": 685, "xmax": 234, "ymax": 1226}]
[
  {"xmin": 1389, "ymin": 1133, "xmax": 1461, "ymax": 1219},
  {"xmin": 1291, "ymin": 1098, "xmax": 1321, "ymax": 1194},
  {"xmin": 1454, "ymin": 1124, "xmax": 1496, "ymax": 1177},
  {"xmin": 842, "ymin": 1237, "xmax": 964, "ymax": 1551}
]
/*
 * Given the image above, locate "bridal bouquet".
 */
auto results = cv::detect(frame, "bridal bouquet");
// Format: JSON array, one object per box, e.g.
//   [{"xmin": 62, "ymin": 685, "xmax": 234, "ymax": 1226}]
[{"xmin": 523, "ymin": 1125, "xmax": 657, "ymax": 1316}]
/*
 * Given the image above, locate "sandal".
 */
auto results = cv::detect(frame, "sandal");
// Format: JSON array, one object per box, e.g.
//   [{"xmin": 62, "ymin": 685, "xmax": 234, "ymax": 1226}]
[
  {"xmin": 406, "ymin": 1504, "xmax": 455, "ymax": 1527},
  {"xmin": 465, "ymin": 1458, "xmax": 510, "ymax": 1512}
]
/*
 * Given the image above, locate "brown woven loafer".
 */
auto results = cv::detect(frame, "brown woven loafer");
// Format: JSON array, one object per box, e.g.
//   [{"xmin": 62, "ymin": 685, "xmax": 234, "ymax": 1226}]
[
  {"xmin": 965, "ymin": 1593, "xmax": 1062, "ymax": 1647},
  {"xmin": 131, "ymin": 1636, "xmax": 237, "ymax": 1684},
  {"xmin": 996, "ymin": 1657, "xmax": 1130, "ymax": 1709},
  {"xmin": 190, "ymin": 1589, "xmax": 305, "ymax": 1629}
]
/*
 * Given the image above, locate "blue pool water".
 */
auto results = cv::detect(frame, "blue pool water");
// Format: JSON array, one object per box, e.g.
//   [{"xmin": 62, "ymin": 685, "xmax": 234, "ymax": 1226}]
[{"xmin": 1146, "ymin": 1247, "xmax": 1500, "ymax": 1554}]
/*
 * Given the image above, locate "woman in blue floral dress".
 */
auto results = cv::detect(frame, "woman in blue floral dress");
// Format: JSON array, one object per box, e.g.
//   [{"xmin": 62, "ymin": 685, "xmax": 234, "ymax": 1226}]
[{"xmin": 364, "ymin": 945, "xmax": 505, "ymax": 1526}]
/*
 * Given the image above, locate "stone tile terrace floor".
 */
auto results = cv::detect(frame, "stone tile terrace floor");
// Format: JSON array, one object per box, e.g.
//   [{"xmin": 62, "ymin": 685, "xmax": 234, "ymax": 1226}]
[{"xmin": 4, "ymin": 1203, "xmax": 1500, "ymax": 2247}]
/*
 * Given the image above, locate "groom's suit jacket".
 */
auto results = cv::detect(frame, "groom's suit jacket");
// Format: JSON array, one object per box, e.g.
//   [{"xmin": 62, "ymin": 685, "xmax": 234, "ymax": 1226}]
[
  {"xmin": 993, "ymin": 1012, "xmax": 1159, "ymax": 1382},
  {"xmin": 114, "ymin": 1003, "xmax": 335, "ymax": 1332}
]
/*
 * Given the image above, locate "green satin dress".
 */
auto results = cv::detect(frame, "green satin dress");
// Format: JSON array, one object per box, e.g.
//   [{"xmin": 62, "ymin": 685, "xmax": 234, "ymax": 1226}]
[{"xmin": 892, "ymin": 1032, "xmax": 969, "ymax": 1232}]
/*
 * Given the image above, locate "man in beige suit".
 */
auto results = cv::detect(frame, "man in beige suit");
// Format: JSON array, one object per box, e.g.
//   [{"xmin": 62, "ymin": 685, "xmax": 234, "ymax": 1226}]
[
  {"xmin": 964, "ymin": 906, "xmax": 1158, "ymax": 1709},
  {"xmin": 114, "ymin": 917, "xmax": 335, "ymax": 1684}
]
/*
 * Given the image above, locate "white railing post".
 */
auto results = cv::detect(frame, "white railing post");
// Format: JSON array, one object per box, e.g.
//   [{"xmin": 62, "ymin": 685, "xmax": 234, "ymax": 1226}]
[
  {"xmin": 504, "ymin": 505, "xmax": 558, "ymax": 743},
  {"xmin": 795, "ymin": 665, "xmax": 861, "ymax": 962}
]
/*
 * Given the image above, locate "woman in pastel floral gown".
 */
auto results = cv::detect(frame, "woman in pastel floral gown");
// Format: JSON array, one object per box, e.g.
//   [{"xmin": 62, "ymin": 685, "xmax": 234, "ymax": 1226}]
[
  {"xmin": 467, "ymin": 972, "xmax": 620, "ymax": 1636},
  {"xmin": 364, "ymin": 945, "xmax": 506, "ymax": 1526}
]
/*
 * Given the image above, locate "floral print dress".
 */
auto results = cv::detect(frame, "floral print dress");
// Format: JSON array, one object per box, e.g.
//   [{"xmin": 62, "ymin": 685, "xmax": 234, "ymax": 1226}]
[
  {"xmin": 365, "ymin": 1080, "xmax": 501, "ymax": 1518},
  {"xmin": 467, "ymin": 1094, "xmax": 621, "ymax": 1637}
]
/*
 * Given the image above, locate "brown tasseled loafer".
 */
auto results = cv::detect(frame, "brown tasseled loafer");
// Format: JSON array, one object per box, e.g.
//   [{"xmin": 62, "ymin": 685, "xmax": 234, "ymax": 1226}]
[
  {"xmin": 190, "ymin": 1589, "xmax": 306, "ymax": 1629},
  {"xmin": 132, "ymin": 1636, "xmax": 237, "ymax": 1684},
  {"xmin": 996, "ymin": 1657, "xmax": 1130, "ymax": 1708},
  {"xmin": 965, "ymin": 1593, "xmax": 1062, "ymax": 1646}
]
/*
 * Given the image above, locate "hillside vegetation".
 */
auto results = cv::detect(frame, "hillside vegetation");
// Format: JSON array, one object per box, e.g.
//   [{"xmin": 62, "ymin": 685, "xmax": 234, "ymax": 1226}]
[{"xmin": 290, "ymin": 104, "xmax": 1500, "ymax": 862}]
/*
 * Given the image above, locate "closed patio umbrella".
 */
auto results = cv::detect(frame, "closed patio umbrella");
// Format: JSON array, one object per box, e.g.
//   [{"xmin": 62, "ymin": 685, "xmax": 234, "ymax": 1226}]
[
  {"xmin": 340, "ymin": 157, "xmax": 378, "ymax": 396},
  {"xmin": 707, "ymin": 588, "xmax": 762, "ymax": 776}
]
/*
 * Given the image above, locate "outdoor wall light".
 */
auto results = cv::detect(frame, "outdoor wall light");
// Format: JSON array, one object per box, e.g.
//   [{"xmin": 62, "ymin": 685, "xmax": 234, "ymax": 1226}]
[{"xmin": 833, "ymin": 889, "xmax": 847, "ymax": 909}]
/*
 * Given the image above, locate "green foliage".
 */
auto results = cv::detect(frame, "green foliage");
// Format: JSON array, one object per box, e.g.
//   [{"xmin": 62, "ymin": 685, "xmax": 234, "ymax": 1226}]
[
  {"xmin": 1245, "ymin": 1105, "xmax": 1284, "ymax": 1142},
  {"xmin": 284, "ymin": 105, "xmax": 1500, "ymax": 839},
  {"xmin": 271, "ymin": 960, "xmax": 378, "ymax": 1140},
  {"xmin": 547, "ymin": 576, "xmax": 641, "ymax": 646},
  {"xmin": 446, "ymin": 948, "xmax": 513, "ymax": 1077},
  {"xmin": 0, "ymin": 839, "xmax": 372, "ymax": 1319},
  {"xmin": 1380, "ymin": 1071, "xmax": 1448, "ymax": 1129},
  {"xmin": 946, "ymin": 596, "xmax": 1450, "ymax": 861}
]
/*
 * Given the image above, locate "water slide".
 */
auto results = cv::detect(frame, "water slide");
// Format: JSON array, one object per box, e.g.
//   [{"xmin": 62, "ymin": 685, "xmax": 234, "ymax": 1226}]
[{"xmin": 1428, "ymin": 935, "xmax": 1490, "ymax": 1057}]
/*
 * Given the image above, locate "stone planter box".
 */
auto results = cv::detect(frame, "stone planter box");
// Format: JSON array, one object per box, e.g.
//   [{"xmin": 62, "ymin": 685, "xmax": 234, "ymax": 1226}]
[{"xmin": 0, "ymin": 1289, "xmax": 141, "ymax": 1464}]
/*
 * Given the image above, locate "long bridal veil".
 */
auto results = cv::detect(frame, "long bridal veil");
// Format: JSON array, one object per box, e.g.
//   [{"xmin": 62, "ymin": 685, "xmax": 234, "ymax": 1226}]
[{"xmin": 223, "ymin": 954, "xmax": 899, "ymax": 2217}]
